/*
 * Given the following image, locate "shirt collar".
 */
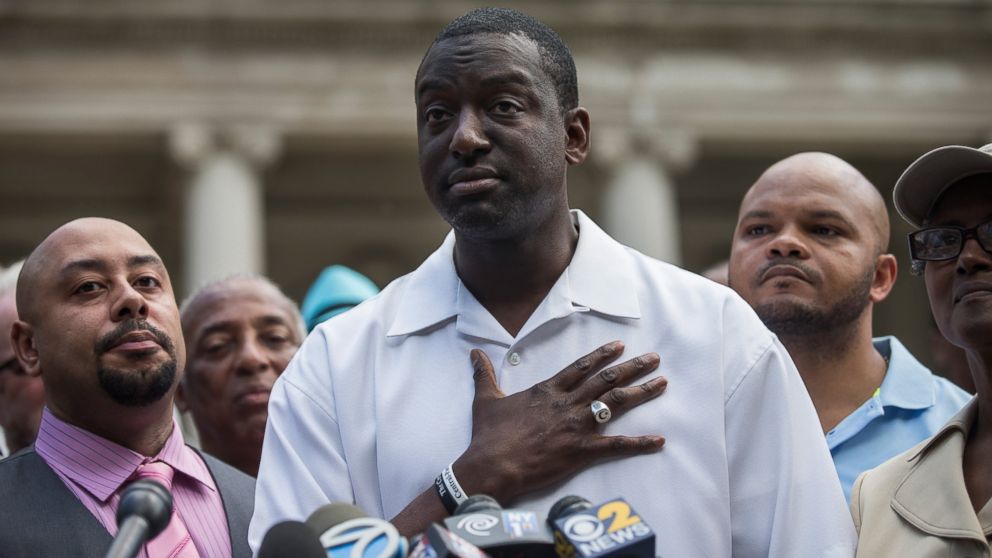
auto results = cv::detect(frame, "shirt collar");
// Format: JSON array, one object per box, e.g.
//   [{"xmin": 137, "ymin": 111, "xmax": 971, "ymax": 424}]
[
  {"xmin": 566, "ymin": 210, "xmax": 641, "ymax": 319},
  {"xmin": 385, "ymin": 231, "xmax": 460, "ymax": 337},
  {"xmin": 873, "ymin": 336, "xmax": 936, "ymax": 410},
  {"xmin": 386, "ymin": 210, "xmax": 641, "ymax": 338},
  {"xmin": 34, "ymin": 408, "xmax": 215, "ymax": 503}
]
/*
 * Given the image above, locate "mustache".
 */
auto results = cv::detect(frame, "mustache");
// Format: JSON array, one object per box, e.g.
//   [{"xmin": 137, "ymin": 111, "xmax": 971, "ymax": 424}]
[
  {"xmin": 95, "ymin": 319, "xmax": 176, "ymax": 356},
  {"xmin": 757, "ymin": 257, "xmax": 822, "ymax": 284}
]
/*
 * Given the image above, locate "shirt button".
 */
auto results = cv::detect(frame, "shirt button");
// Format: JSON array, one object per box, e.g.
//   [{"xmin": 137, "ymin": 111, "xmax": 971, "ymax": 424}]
[{"xmin": 508, "ymin": 352, "xmax": 521, "ymax": 365}]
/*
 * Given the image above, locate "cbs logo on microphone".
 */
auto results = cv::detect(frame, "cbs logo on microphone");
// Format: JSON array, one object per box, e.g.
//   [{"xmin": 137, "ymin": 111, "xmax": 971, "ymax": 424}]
[{"xmin": 551, "ymin": 498, "xmax": 653, "ymax": 558}]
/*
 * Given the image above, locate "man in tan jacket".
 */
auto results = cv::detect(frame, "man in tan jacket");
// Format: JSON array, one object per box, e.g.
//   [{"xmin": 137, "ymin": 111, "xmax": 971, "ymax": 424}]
[{"xmin": 851, "ymin": 144, "xmax": 992, "ymax": 556}]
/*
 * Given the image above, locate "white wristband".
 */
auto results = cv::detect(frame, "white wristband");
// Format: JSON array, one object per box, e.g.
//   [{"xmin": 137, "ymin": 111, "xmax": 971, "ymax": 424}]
[{"xmin": 441, "ymin": 463, "xmax": 468, "ymax": 507}]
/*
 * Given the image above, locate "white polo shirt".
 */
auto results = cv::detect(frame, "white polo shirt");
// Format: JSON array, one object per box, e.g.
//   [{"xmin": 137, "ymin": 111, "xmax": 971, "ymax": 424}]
[{"xmin": 250, "ymin": 210, "xmax": 856, "ymax": 557}]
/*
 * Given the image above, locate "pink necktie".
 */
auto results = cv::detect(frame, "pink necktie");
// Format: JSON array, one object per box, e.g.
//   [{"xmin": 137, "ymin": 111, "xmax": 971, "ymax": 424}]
[{"xmin": 131, "ymin": 461, "xmax": 202, "ymax": 558}]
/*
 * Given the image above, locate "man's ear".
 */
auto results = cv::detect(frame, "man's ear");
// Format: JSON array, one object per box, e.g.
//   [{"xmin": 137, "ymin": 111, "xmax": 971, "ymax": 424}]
[
  {"xmin": 870, "ymin": 253, "xmax": 898, "ymax": 304},
  {"xmin": 564, "ymin": 107, "xmax": 590, "ymax": 165},
  {"xmin": 174, "ymin": 379, "xmax": 190, "ymax": 413},
  {"xmin": 10, "ymin": 320, "xmax": 42, "ymax": 378}
]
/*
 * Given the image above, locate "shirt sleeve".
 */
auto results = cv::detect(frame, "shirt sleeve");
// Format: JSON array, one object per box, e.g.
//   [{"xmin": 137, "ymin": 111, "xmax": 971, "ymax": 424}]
[
  {"xmin": 725, "ymin": 336, "xmax": 857, "ymax": 558},
  {"xmin": 248, "ymin": 330, "xmax": 353, "ymax": 553}
]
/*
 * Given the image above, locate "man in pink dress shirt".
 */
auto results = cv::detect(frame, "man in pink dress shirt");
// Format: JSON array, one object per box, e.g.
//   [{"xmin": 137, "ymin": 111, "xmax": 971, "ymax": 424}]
[{"xmin": 0, "ymin": 218, "xmax": 254, "ymax": 558}]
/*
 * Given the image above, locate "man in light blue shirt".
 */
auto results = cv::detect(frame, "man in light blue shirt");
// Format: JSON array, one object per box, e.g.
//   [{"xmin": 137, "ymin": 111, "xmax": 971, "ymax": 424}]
[
  {"xmin": 829, "ymin": 336, "xmax": 970, "ymax": 501},
  {"xmin": 728, "ymin": 152, "xmax": 970, "ymax": 501}
]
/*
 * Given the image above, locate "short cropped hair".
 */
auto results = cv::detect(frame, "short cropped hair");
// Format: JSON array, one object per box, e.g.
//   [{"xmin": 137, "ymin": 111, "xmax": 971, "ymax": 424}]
[
  {"xmin": 180, "ymin": 273, "xmax": 306, "ymax": 341},
  {"xmin": 422, "ymin": 7, "xmax": 579, "ymax": 112}
]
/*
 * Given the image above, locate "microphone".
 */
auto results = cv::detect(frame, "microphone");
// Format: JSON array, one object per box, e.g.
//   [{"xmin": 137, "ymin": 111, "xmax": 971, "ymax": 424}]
[
  {"xmin": 306, "ymin": 503, "xmax": 408, "ymax": 558},
  {"xmin": 408, "ymin": 523, "xmax": 489, "ymax": 558},
  {"xmin": 257, "ymin": 521, "xmax": 326, "ymax": 558},
  {"xmin": 443, "ymin": 495, "xmax": 555, "ymax": 558},
  {"xmin": 546, "ymin": 496, "xmax": 654, "ymax": 558},
  {"xmin": 103, "ymin": 480, "xmax": 173, "ymax": 558}
]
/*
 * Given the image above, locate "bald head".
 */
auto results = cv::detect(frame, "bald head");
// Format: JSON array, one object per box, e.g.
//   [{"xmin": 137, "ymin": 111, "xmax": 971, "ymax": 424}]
[
  {"xmin": 17, "ymin": 218, "xmax": 166, "ymax": 324},
  {"xmin": 743, "ymin": 152, "xmax": 890, "ymax": 255},
  {"xmin": 729, "ymin": 152, "xmax": 899, "ymax": 345}
]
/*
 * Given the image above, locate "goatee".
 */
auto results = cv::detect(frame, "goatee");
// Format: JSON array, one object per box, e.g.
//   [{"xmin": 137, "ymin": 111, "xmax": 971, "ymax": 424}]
[
  {"xmin": 95, "ymin": 319, "xmax": 178, "ymax": 407},
  {"xmin": 755, "ymin": 268, "xmax": 874, "ymax": 342}
]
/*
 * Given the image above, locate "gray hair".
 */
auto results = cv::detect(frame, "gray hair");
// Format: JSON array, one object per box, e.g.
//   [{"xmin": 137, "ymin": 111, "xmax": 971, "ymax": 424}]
[{"xmin": 180, "ymin": 272, "xmax": 306, "ymax": 338}]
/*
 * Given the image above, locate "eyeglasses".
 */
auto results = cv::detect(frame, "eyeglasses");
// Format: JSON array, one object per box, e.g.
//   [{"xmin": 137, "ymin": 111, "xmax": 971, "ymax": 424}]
[{"xmin": 909, "ymin": 218, "xmax": 992, "ymax": 262}]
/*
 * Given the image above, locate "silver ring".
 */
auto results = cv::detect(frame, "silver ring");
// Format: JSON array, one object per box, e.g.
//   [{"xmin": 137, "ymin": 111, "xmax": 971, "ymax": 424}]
[{"xmin": 591, "ymin": 400, "xmax": 612, "ymax": 424}]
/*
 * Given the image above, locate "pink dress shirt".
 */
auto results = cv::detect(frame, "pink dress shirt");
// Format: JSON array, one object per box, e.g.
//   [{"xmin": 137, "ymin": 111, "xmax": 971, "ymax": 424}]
[{"xmin": 34, "ymin": 408, "xmax": 233, "ymax": 558}]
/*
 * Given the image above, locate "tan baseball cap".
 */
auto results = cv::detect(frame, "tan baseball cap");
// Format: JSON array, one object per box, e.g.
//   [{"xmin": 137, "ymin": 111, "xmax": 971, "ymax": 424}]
[{"xmin": 893, "ymin": 143, "xmax": 992, "ymax": 228}]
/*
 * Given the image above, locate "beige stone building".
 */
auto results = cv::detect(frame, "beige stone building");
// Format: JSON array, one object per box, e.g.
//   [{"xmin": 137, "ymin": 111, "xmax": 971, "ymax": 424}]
[{"xmin": 1, "ymin": 0, "xmax": 989, "ymax": 370}]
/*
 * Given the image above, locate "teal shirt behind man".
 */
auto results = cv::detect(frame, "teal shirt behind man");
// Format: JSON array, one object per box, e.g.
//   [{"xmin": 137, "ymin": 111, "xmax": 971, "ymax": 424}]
[{"xmin": 828, "ymin": 336, "xmax": 972, "ymax": 502}]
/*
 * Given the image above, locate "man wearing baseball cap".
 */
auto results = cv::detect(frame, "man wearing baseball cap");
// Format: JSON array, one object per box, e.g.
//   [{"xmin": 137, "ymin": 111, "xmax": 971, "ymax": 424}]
[{"xmin": 851, "ymin": 143, "xmax": 992, "ymax": 556}]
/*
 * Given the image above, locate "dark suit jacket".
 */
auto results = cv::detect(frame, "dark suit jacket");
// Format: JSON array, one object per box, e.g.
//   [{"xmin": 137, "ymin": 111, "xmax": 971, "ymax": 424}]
[{"xmin": 0, "ymin": 446, "xmax": 255, "ymax": 558}]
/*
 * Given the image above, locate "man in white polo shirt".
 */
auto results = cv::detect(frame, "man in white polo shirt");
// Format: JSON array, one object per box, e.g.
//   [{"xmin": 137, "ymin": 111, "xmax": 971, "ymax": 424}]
[{"xmin": 251, "ymin": 8, "xmax": 855, "ymax": 557}]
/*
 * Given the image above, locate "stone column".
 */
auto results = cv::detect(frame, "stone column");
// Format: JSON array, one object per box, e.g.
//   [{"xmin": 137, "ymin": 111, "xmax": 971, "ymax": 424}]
[
  {"xmin": 169, "ymin": 123, "xmax": 282, "ymax": 295},
  {"xmin": 596, "ymin": 127, "xmax": 697, "ymax": 266}
]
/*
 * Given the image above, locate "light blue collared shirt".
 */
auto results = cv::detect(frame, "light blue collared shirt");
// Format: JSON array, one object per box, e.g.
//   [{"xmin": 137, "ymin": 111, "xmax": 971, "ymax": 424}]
[{"xmin": 828, "ymin": 335, "xmax": 972, "ymax": 502}]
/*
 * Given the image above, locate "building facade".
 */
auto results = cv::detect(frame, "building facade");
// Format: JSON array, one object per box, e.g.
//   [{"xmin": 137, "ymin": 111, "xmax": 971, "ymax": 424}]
[{"xmin": 1, "ymin": 0, "xmax": 990, "ymax": 367}]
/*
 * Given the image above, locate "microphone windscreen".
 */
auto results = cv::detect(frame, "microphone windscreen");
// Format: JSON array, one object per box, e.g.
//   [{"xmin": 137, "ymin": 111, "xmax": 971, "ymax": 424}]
[
  {"xmin": 305, "ymin": 503, "xmax": 408, "ymax": 558},
  {"xmin": 425, "ymin": 523, "xmax": 491, "ymax": 558},
  {"xmin": 258, "ymin": 521, "xmax": 326, "ymax": 558},
  {"xmin": 453, "ymin": 494, "xmax": 501, "ymax": 515},
  {"xmin": 117, "ymin": 479, "xmax": 173, "ymax": 539},
  {"xmin": 305, "ymin": 502, "xmax": 368, "ymax": 535},
  {"xmin": 548, "ymin": 495, "xmax": 593, "ymax": 521}
]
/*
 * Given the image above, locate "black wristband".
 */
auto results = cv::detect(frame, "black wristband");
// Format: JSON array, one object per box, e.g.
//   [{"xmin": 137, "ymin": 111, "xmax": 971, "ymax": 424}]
[{"xmin": 434, "ymin": 472, "xmax": 459, "ymax": 514}]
